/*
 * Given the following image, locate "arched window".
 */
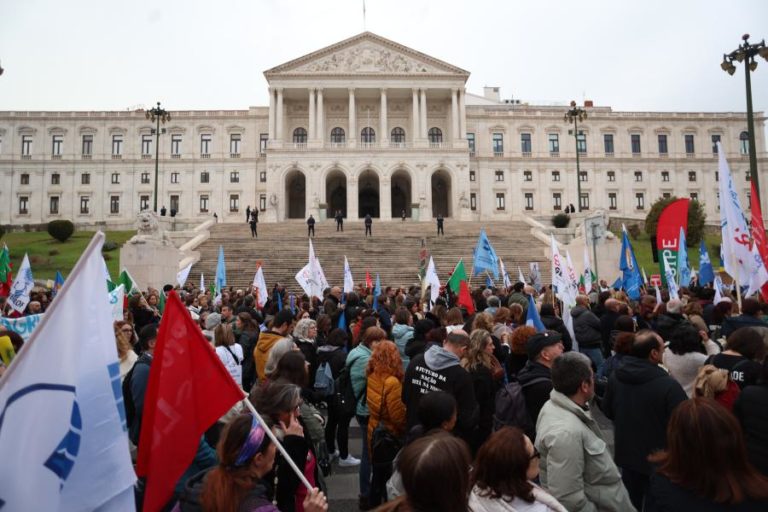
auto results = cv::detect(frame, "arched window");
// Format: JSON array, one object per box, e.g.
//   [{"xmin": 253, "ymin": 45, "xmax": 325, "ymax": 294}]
[
  {"xmin": 428, "ymin": 127, "xmax": 443, "ymax": 144},
  {"xmin": 293, "ymin": 127, "xmax": 307, "ymax": 144},
  {"xmin": 740, "ymin": 131, "xmax": 750, "ymax": 155},
  {"xmin": 391, "ymin": 127, "xmax": 405, "ymax": 143},
  {"xmin": 361, "ymin": 127, "xmax": 375, "ymax": 144},
  {"xmin": 331, "ymin": 127, "xmax": 345, "ymax": 144}
]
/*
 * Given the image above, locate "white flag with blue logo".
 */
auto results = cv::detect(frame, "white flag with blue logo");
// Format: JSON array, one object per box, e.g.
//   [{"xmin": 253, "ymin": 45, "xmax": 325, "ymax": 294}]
[
  {"xmin": 343, "ymin": 256, "xmax": 355, "ymax": 294},
  {"xmin": 8, "ymin": 253, "xmax": 34, "ymax": 314},
  {"xmin": 0, "ymin": 232, "xmax": 136, "ymax": 510}
]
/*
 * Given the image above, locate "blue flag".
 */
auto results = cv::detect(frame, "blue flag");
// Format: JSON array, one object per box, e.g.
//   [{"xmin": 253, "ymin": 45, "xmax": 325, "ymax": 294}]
[
  {"xmin": 698, "ymin": 240, "xmax": 715, "ymax": 286},
  {"xmin": 215, "ymin": 245, "xmax": 227, "ymax": 295},
  {"xmin": 289, "ymin": 294, "xmax": 296, "ymax": 314},
  {"xmin": 338, "ymin": 293, "xmax": 347, "ymax": 331},
  {"xmin": 276, "ymin": 290, "xmax": 283, "ymax": 311},
  {"xmin": 52, "ymin": 270, "xmax": 65, "ymax": 299},
  {"xmin": 612, "ymin": 276, "xmax": 623, "ymax": 290},
  {"xmin": 373, "ymin": 274, "xmax": 381, "ymax": 310},
  {"xmin": 677, "ymin": 227, "xmax": 691, "ymax": 288},
  {"xmin": 525, "ymin": 294, "xmax": 545, "ymax": 332},
  {"xmin": 619, "ymin": 228, "xmax": 642, "ymax": 300},
  {"xmin": 485, "ymin": 274, "xmax": 494, "ymax": 289},
  {"xmin": 472, "ymin": 229, "xmax": 499, "ymax": 279}
]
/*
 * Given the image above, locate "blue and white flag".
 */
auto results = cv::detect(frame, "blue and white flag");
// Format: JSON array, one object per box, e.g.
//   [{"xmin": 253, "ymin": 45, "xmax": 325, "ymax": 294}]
[
  {"xmin": 215, "ymin": 245, "xmax": 227, "ymax": 295},
  {"xmin": 108, "ymin": 284, "xmax": 125, "ymax": 322},
  {"xmin": 611, "ymin": 276, "xmax": 623, "ymax": 290},
  {"xmin": 499, "ymin": 257, "xmax": 512, "ymax": 289},
  {"xmin": 485, "ymin": 274, "xmax": 494, "ymax": 289},
  {"xmin": 472, "ymin": 229, "xmax": 499, "ymax": 279},
  {"xmin": 699, "ymin": 240, "xmax": 715, "ymax": 286},
  {"xmin": 525, "ymin": 294, "xmax": 545, "ymax": 333},
  {"xmin": 718, "ymin": 142, "xmax": 755, "ymax": 284},
  {"xmin": 0, "ymin": 232, "xmax": 136, "ymax": 510},
  {"xmin": 714, "ymin": 275, "xmax": 725, "ymax": 304},
  {"xmin": 619, "ymin": 226, "xmax": 642, "ymax": 300},
  {"xmin": 0, "ymin": 313, "xmax": 44, "ymax": 341},
  {"xmin": 664, "ymin": 257, "xmax": 680, "ymax": 301},
  {"xmin": 343, "ymin": 256, "xmax": 354, "ymax": 294},
  {"xmin": 8, "ymin": 253, "xmax": 34, "ymax": 314},
  {"xmin": 677, "ymin": 227, "xmax": 691, "ymax": 288},
  {"xmin": 200, "ymin": 272, "xmax": 205, "ymax": 293}
]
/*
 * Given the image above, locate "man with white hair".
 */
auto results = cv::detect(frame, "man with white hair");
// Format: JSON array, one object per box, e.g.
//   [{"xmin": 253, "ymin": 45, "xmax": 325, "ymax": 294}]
[{"xmin": 653, "ymin": 298, "xmax": 690, "ymax": 342}]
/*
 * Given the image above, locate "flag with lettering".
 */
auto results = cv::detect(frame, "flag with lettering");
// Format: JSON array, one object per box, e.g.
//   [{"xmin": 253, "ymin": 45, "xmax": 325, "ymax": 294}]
[
  {"xmin": 664, "ymin": 257, "xmax": 679, "ymax": 301},
  {"xmin": 718, "ymin": 142, "xmax": 754, "ymax": 284},
  {"xmin": 472, "ymin": 228, "xmax": 499, "ymax": 279},
  {"xmin": 677, "ymin": 227, "xmax": 691, "ymax": 288},
  {"xmin": 499, "ymin": 257, "xmax": 512, "ymax": 289},
  {"xmin": 550, "ymin": 235, "xmax": 568, "ymax": 299},
  {"xmin": 8, "ymin": 254, "xmax": 34, "ymax": 314},
  {"xmin": 583, "ymin": 246, "xmax": 593, "ymax": 295}
]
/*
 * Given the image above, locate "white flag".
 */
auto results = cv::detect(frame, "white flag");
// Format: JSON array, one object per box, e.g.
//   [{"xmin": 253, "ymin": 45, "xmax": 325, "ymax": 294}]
[
  {"xmin": 499, "ymin": 257, "xmax": 512, "ymax": 289},
  {"xmin": 102, "ymin": 256, "xmax": 112, "ymax": 283},
  {"xmin": 252, "ymin": 266, "xmax": 268, "ymax": 308},
  {"xmin": 745, "ymin": 243, "xmax": 768, "ymax": 297},
  {"xmin": 655, "ymin": 284, "xmax": 663, "ymax": 306},
  {"xmin": 343, "ymin": 256, "xmax": 355, "ymax": 294},
  {"xmin": 583, "ymin": 246, "xmax": 592, "ymax": 295},
  {"xmin": 718, "ymin": 142, "xmax": 754, "ymax": 284},
  {"xmin": 426, "ymin": 256, "xmax": 441, "ymax": 303},
  {"xmin": 562, "ymin": 303, "xmax": 577, "ymax": 352},
  {"xmin": 108, "ymin": 284, "xmax": 125, "ymax": 321},
  {"xmin": 8, "ymin": 253, "xmax": 34, "ymax": 313},
  {"xmin": 176, "ymin": 263, "xmax": 192, "ymax": 288},
  {"xmin": 550, "ymin": 235, "xmax": 569, "ymax": 301},
  {"xmin": 563, "ymin": 251, "xmax": 580, "ymax": 307},
  {"xmin": 664, "ymin": 257, "xmax": 680, "ymax": 301},
  {"xmin": 200, "ymin": 272, "xmax": 205, "ymax": 293},
  {"xmin": 518, "ymin": 266, "xmax": 526, "ymax": 285},
  {"xmin": 714, "ymin": 275, "xmax": 725, "ymax": 304},
  {"xmin": 0, "ymin": 232, "xmax": 136, "ymax": 510},
  {"xmin": 297, "ymin": 240, "xmax": 324, "ymax": 300}
]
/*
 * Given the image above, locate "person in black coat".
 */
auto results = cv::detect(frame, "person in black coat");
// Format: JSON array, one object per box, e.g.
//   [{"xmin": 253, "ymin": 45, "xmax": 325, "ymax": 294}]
[
  {"xmin": 539, "ymin": 303, "xmax": 572, "ymax": 352},
  {"xmin": 364, "ymin": 213, "xmax": 373, "ymax": 237},
  {"xmin": 653, "ymin": 299, "xmax": 690, "ymax": 342},
  {"xmin": 318, "ymin": 329, "xmax": 356, "ymax": 464},
  {"xmin": 516, "ymin": 331, "xmax": 564, "ymax": 439},
  {"xmin": 307, "ymin": 214, "xmax": 316, "ymax": 237},
  {"xmin": 599, "ymin": 298, "xmax": 622, "ymax": 356},
  {"xmin": 603, "ymin": 329, "xmax": 687, "ymax": 510},
  {"xmin": 734, "ymin": 358, "xmax": 768, "ymax": 475}
]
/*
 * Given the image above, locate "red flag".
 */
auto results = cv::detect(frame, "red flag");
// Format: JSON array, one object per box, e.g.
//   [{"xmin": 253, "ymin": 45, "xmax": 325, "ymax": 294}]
[
  {"xmin": 749, "ymin": 181, "xmax": 768, "ymax": 301},
  {"xmin": 136, "ymin": 291, "xmax": 244, "ymax": 511},
  {"xmin": 365, "ymin": 270, "xmax": 373, "ymax": 290},
  {"xmin": 457, "ymin": 280, "xmax": 476, "ymax": 315}
]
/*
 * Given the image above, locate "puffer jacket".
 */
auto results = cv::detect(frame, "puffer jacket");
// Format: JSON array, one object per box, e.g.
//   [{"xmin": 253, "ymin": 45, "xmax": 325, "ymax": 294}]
[
  {"xmin": 347, "ymin": 344, "xmax": 372, "ymax": 416},
  {"xmin": 535, "ymin": 390, "xmax": 636, "ymax": 512},
  {"xmin": 570, "ymin": 305, "xmax": 602, "ymax": 348},
  {"xmin": 391, "ymin": 323, "xmax": 414, "ymax": 371},
  {"xmin": 366, "ymin": 372, "xmax": 407, "ymax": 448}
]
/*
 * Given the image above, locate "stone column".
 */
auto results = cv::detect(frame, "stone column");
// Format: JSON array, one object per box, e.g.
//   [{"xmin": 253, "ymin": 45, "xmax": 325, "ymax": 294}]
[
  {"xmin": 381, "ymin": 178, "xmax": 392, "ymax": 220},
  {"xmin": 348, "ymin": 88, "xmax": 356, "ymax": 148},
  {"xmin": 411, "ymin": 88, "xmax": 420, "ymax": 145},
  {"xmin": 451, "ymin": 87, "xmax": 459, "ymax": 142},
  {"xmin": 316, "ymin": 89, "xmax": 324, "ymax": 145},
  {"xmin": 380, "ymin": 88, "xmax": 388, "ymax": 145},
  {"xmin": 348, "ymin": 175, "xmax": 359, "ymax": 220},
  {"xmin": 420, "ymin": 89, "xmax": 428, "ymax": 141},
  {"xmin": 276, "ymin": 87, "xmax": 284, "ymax": 143},
  {"xmin": 268, "ymin": 87, "xmax": 275, "ymax": 141},
  {"xmin": 458, "ymin": 88, "xmax": 467, "ymax": 139},
  {"xmin": 308, "ymin": 88, "xmax": 316, "ymax": 142}
]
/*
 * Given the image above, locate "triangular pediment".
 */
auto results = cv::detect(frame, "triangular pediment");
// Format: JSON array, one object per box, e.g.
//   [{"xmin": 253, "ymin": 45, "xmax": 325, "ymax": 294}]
[{"xmin": 265, "ymin": 32, "xmax": 469, "ymax": 78}]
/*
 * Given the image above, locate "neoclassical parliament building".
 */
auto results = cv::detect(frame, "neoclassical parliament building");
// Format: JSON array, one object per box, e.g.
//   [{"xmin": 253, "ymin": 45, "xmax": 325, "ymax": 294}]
[{"xmin": 0, "ymin": 32, "xmax": 765, "ymax": 227}]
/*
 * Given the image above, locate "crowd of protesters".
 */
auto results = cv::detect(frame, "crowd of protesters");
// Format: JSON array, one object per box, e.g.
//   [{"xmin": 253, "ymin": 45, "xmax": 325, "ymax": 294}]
[{"xmin": 3, "ymin": 275, "xmax": 768, "ymax": 512}]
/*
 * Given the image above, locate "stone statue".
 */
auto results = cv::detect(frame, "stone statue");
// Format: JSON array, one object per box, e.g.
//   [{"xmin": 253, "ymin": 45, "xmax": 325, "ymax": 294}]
[
  {"xmin": 459, "ymin": 191, "xmax": 469, "ymax": 209},
  {"xmin": 269, "ymin": 193, "xmax": 278, "ymax": 206},
  {"xmin": 128, "ymin": 211, "xmax": 173, "ymax": 246}
]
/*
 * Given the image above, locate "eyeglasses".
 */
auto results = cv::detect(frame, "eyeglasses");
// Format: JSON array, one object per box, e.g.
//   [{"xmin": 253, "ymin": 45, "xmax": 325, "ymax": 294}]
[{"xmin": 529, "ymin": 447, "xmax": 540, "ymax": 460}]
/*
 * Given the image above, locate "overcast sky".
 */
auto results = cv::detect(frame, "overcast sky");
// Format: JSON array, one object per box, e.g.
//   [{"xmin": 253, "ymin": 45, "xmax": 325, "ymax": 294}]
[{"xmin": 1, "ymin": 0, "xmax": 767, "ymax": 123}]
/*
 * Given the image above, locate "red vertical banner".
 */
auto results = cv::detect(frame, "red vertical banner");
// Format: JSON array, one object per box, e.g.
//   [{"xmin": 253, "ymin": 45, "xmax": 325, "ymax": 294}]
[
  {"xmin": 656, "ymin": 198, "xmax": 690, "ymax": 286},
  {"xmin": 749, "ymin": 181, "xmax": 768, "ymax": 301}
]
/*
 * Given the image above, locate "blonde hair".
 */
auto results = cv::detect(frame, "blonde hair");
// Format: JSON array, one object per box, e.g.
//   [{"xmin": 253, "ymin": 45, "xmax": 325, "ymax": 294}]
[
  {"xmin": 694, "ymin": 365, "xmax": 729, "ymax": 399},
  {"xmin": 462, "ymin": 329, "xmax": 494, "ymax": 372},
  {"xmin": 214, "ymin": 323, "xmax": 235, "ymax": 347}
]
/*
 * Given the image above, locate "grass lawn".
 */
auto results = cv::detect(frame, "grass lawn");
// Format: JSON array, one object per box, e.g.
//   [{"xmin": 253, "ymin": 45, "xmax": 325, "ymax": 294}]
[
  {"xmin": 0, "ymin": 230, "xmax": 134, "ymax": 282},
  {"xmin": 612, "ymin": 230, "xmax": 723, "ymax": 278}
]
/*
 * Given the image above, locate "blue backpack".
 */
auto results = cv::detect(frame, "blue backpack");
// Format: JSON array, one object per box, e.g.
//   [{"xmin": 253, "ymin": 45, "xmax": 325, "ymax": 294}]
[{"xmin": 314, "ymin": 361, "xmax": 335, "ymax": 397}]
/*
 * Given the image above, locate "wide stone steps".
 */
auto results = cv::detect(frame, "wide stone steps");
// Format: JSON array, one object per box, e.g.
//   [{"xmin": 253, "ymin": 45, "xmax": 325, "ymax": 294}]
[{"xmin": 189, "ymin": 220, "xmax": 550, "ymax": 293}]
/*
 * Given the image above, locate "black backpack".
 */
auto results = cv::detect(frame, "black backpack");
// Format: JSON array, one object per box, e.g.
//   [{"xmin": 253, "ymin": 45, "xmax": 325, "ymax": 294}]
[
  {"xmin": 492, "ymin": 376, "xmax": 549, "ymax": 433},
  {"xmin": 122, "ymin": 356, "xmax": 150, "ymax": 431},
  {"xmin": 334, "ymin": 362, "xmax": 365, "ymax": 418}
]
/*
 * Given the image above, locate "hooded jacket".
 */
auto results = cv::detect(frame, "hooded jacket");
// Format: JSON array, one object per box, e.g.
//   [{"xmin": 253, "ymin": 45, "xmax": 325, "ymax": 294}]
[
  {"xmin": 253, "ymin": 331, "xmax": 284, "ymax": 382},
  {"xmin": 602, "ymin": 356, "xmax": 687, "ymax": 475},
  {"xmin": 391, "ymin": 323, "xmax": 414, "ymax": 370},
  {"xmin": 570, "ymin": 305, "xmax": 602, "ymax": 348},
  {"xmin": 402, "ymin": 344, "xmax": 478, "ymax": 443}
]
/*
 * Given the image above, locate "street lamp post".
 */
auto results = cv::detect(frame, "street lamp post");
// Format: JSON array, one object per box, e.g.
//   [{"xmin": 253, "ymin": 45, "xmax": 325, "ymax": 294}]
[
  {"xmin": 145, "ymin": 102, "xmax": 171, "ymax": 213},
  {"xmin": 721, "ymin": 34, "xmax": 768, "ymax": 208},
  {"xmin": 564, "ymin": 101, "xmax": 588, "ymax": 213}
]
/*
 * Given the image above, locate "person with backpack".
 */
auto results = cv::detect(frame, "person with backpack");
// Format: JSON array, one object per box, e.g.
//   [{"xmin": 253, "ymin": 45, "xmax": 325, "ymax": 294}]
[
  {"xmin": 461, "ymin": 329, "xmax": 502, "ymax": 453},
  {"xmin": 516, "ymin": 331, "xmax": 564, "ymax": 439},
  {"xmin": 125, "ymin": 324, "xmax": 158, "ymax": 446},
  {"xmin": 706, "ymin": 326, "xmax": 766, "ymax": 389}
]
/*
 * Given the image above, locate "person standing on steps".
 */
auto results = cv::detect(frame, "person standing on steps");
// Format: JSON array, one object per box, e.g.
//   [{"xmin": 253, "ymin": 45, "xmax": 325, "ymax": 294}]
[
  {"xmin": 307, "ymin": 214, "xmax": 316, "ymax": 238},
  {"xmin": 401, "ymin": 209, "xmax": 406, "ymax": 222},
  {"xmin": 249, "ymin": 211, "xmax": 258, "ymax": 238},
  {"xmin": 160, "ymin": 205, "xmax": 167, "ymax": 216},
  {"xmin": 245, "ymin": 205, "xmax": 251, "ymax": 223},
  {"xmin": 364, "ymin": 213, "xmax": 373, "ymax": 237},
  {"xmin": 335, "ymin": 210, "xmax": 344, "ymax": 232},
  {"xmin": 436, "ymin": 214, "xmax": 444, "ymax": 236}
]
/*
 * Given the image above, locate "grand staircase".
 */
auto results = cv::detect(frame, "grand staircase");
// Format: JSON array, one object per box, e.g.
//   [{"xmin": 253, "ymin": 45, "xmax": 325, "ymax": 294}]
[{"xmin": 189, "ymin": 220, "xmax": 550, "ymax": 293}]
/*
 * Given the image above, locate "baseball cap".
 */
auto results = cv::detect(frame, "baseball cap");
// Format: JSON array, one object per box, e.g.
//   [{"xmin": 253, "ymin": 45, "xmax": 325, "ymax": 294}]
[{"xmin": 526, "ymin": 331, "xmax": 563, "ymax": 359}]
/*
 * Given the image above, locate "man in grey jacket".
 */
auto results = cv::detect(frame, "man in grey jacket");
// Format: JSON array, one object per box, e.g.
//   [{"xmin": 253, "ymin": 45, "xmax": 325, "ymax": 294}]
[
  {"xmin": 571, "ymin": 294, "xmax": 604, "ymax": 372},
  {"xmin": 536, "ymin": 352, "xmax": 636, "ymax": 512}
]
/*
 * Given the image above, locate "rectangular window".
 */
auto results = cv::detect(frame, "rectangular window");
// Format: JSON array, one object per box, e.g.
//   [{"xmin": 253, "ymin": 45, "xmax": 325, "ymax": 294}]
[
  {"xmin": 609, "ymin": 192, "xmax": 617, "ymax": 210},
  {"xmin": 496, "ymin": 193, "xmax": 506, "ymax": 211},
  {"xmin": 21, "ymin": 135, "xmax": 32, "ymax": 156},
  {"xmin": 111, "ymin": 173, "xmax": 120, "ymax": 184},
  {"xmin": 81, "ymin": 173, "xmax": 90, "ymax": 185},
  {"xmin": 662, "ymin": 171, "xmax": 670, "ymax": 182},
  {"xmin": 548, "ymin": 133, "xmax": 559, "ymax": 154},
  {"xmin": 51, "ymin": 135, "xmax": 63, "ymax": 156},
  {"xmin": 688, "ymin": 171, "xmax": 697, "ymax": 182},
  {"xmin": 200, "ymin": 134, "xmax": 212, "ymax": 155},
  {"xmin": 112, "ymin": 135, "xmax": 123, "ymax": 155},
  {"xmin": 110, "ymin": 195, "xmax": 120, "ymax": 214},
  {"xmin": 229, "ymin": 194, "xmax": 239, "ymax": 212},
  {"xmin": 230, "ymin": 134, "xmax": 241, "ymax": 155},
  {"xmin": 20, "ymin": 173, "xmax": 30, "ymax": 185},
  {"xmin": 635, "ymin": 192, "xmax": 645, "ymax": 210},
  {"xmin": 579, "ymin": 171, "xmax": 588, "ymax": 182},
  {"xmin": 552, "ymin": 170, "xmax": 560, "ymax": 182},
  {"xmin": 607, "ymin": 171, "xmax": 616, "ymax": 182},
  {"xmin": 80, "ymin": 196, "xmax": 90, "ymax": 214},
  {"xmin": 523, "ymin": 170, "xmax": 532, "ymax": 182},
  {"xmin": 658, "ymin": 134, "xmax": 668, "ymax": 154},
  {"xmin": 230, "ymin": 171, "xmax": 240, "ymax": 183},
  {"xmin": 50, "ymin": 196, "xmax": 59, "ymax": 215},
  {"xmin": 170, "ymin": 195, "xmax": 179, "ymax": 213},
  {"xmin": 495, "ymin": 170, "xmax": 504, "ymax": 182},
  {"xmin": 524, "ymin": 193, "xmax": 534, "ymax": 211},
  {"xmin": 604, "ymin": 133, "xmax": 614, "ymax": 155},
  {"xmin": 520, "ymin": 133, "xmax": 531, "ymax": 154},
  {"xmin": 467, "ymin": 133, "xmax": 476, "ymax": 155},
  {"xmin": 712, "ymin": 134, "xmax": 721, "ymax": 154},
  {"xmin": 470, "ymin": 193, "xmax": 477, "ymax": 211},
  {"xmin": 469, "ymin": 170, "xmax": 476, "ymax": 182},
  {"xmin": 82, "ymin": 135, "xmax": 93, "ymax": 156},
  {"xmin": 259, "ymin": 171, "xmax": 267, "ymax": 183},
  {"xmin": 553, "ymin": 192, "xmax": 562, "ymax": 210},
  {"xmin": 663, "ymin": 192, "xmax": 672, "ymax": 199},
  {"xmin": 142, "ymin": 135, "xmax": 152, "ymax": 155},
  {"xmin": 259, "ymin": 194, "xmax": 266, "ymax": 211},
  {"xmin": 685, "ymin": 134, "xmax": 695, "ymax": 154},
  {"xmin": 200, "ymin": 195, "xmax": 209, "ymax": 213},
  {"xmin": 746, "ymin": 171, "xmax": 751, "ymax": 182},
  {"xmin": 631, "ymin": 134, "xmax": 641, "ymax": 154},
  {"xmin": 140, "ymin": 195, "xmax": 150, "ymax": 211},
  {"xmin": 576, "ymin": 133, "xmax": 587, "ymax": 154},
  {"xmin": 51, "ymin": 173, "xmax": 60, "ymax": 185},
  {"xmin": 634, "ymin": 171, "xmax": 643, "ymax": 182},
  {"xmin": 141, "ymin": 172, "xmax": 150, "ymax": 184},
  {"xmin": 171, "ymin": 135, "xmax": 182, "ymax": 155},
  {"xmin": 690, "ymin": 192, "xmax": 698, "ymax": 201},
  {"xmin": 171, "ymin": 172, "xmax": 180, "ymax": 184},
  {"xmin": 493, "ymin": 133, "xmax": 504, "ymax": 155},
  {"xmin": 580, "ymin": 193, "xmax": 590, "ymax": 211},
  {"xmin": 201, "ymin": 171, "xmax": 210, "ymax": 183},
  {"xmin": 19, "ymin": 196, "xmax": 29, "ymax": 214},
  {"xmin": 260, "ymin": 133, "xmax": 268, "ymax": 154},
  {"xmin": 715, "ymin": 171, "xmax": 719, "ymax": 181}
]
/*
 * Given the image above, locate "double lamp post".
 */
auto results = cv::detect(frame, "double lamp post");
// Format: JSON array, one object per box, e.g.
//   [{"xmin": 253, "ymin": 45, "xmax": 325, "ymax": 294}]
[{"xmin": 145, "ymin": 102, "xmax": 171, "ymax": 213}]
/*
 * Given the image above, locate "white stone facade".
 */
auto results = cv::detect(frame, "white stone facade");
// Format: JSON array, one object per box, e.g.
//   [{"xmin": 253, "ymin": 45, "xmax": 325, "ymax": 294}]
[{"xmin": 0, "ymin": 32, "xmax": 765, "ymax": 228}]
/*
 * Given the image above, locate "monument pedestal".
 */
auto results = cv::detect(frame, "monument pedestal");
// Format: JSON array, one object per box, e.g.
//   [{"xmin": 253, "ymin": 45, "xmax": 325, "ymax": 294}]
[{"xmin": 120, "ymin": 243, "xmax": 181, "ymax": 290}]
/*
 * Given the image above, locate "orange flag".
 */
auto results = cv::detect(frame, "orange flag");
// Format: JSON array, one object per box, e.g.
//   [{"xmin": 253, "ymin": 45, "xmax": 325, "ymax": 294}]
[{"xmin": 136, "ymin": 291, "xmax": 244, "ymax": 511}]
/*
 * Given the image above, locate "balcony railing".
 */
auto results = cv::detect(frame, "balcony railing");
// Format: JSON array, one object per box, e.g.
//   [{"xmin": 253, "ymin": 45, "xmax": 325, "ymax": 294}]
[
  {"xmin": 230, "ymin": 153, "xmax": 241, "ymax": 158},
  {"xmin": 52, "ymin": 154, "xmax": 62, "ymax": 160},
  {"xmin": 201, "ymin": 153, "xmax": 211, "ymax": 159},
  {"xmin": 82, "ymin": 154, "xmax": 92, "ymax": 159},
  {"xmin": 21, "ymin": 154, "xmax": 31, "ymax": 160},
  {"xmin": 141, "ymin": 154, "xmax": 153, "ymax": 159},
  {"xmin": 171, "ymin": 154, "xmax": 181, "ymax": 159},
  {"xmin": 111, "ymin": 154, "xmax": 122, "ymax": 160}
]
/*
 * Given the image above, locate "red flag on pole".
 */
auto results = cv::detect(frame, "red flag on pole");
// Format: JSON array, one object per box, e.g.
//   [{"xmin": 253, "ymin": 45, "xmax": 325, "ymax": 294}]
[
  {"xmin": 136, "ymin": 291, "xmax": 244, "ymax": 511},
  {"xmin": 365, "ymin": 270, "xmax": 373, "ymax": 290},
  {"xmin": 749, "ymin": 181, "xmax": 768, "ymax": 302},
  {"xmin": 457, "ymin": 280, "xmax": 476, "ymax": 315}
]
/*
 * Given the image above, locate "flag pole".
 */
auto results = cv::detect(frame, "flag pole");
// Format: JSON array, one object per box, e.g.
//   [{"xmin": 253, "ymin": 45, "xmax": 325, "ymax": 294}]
[
  {"xmin": 242, "ymin": 397, "xmax": 314, "ymax": 491},
  {"xmin": 735, "ymin": 276, "xmax": 742, "ymax": 312}
]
